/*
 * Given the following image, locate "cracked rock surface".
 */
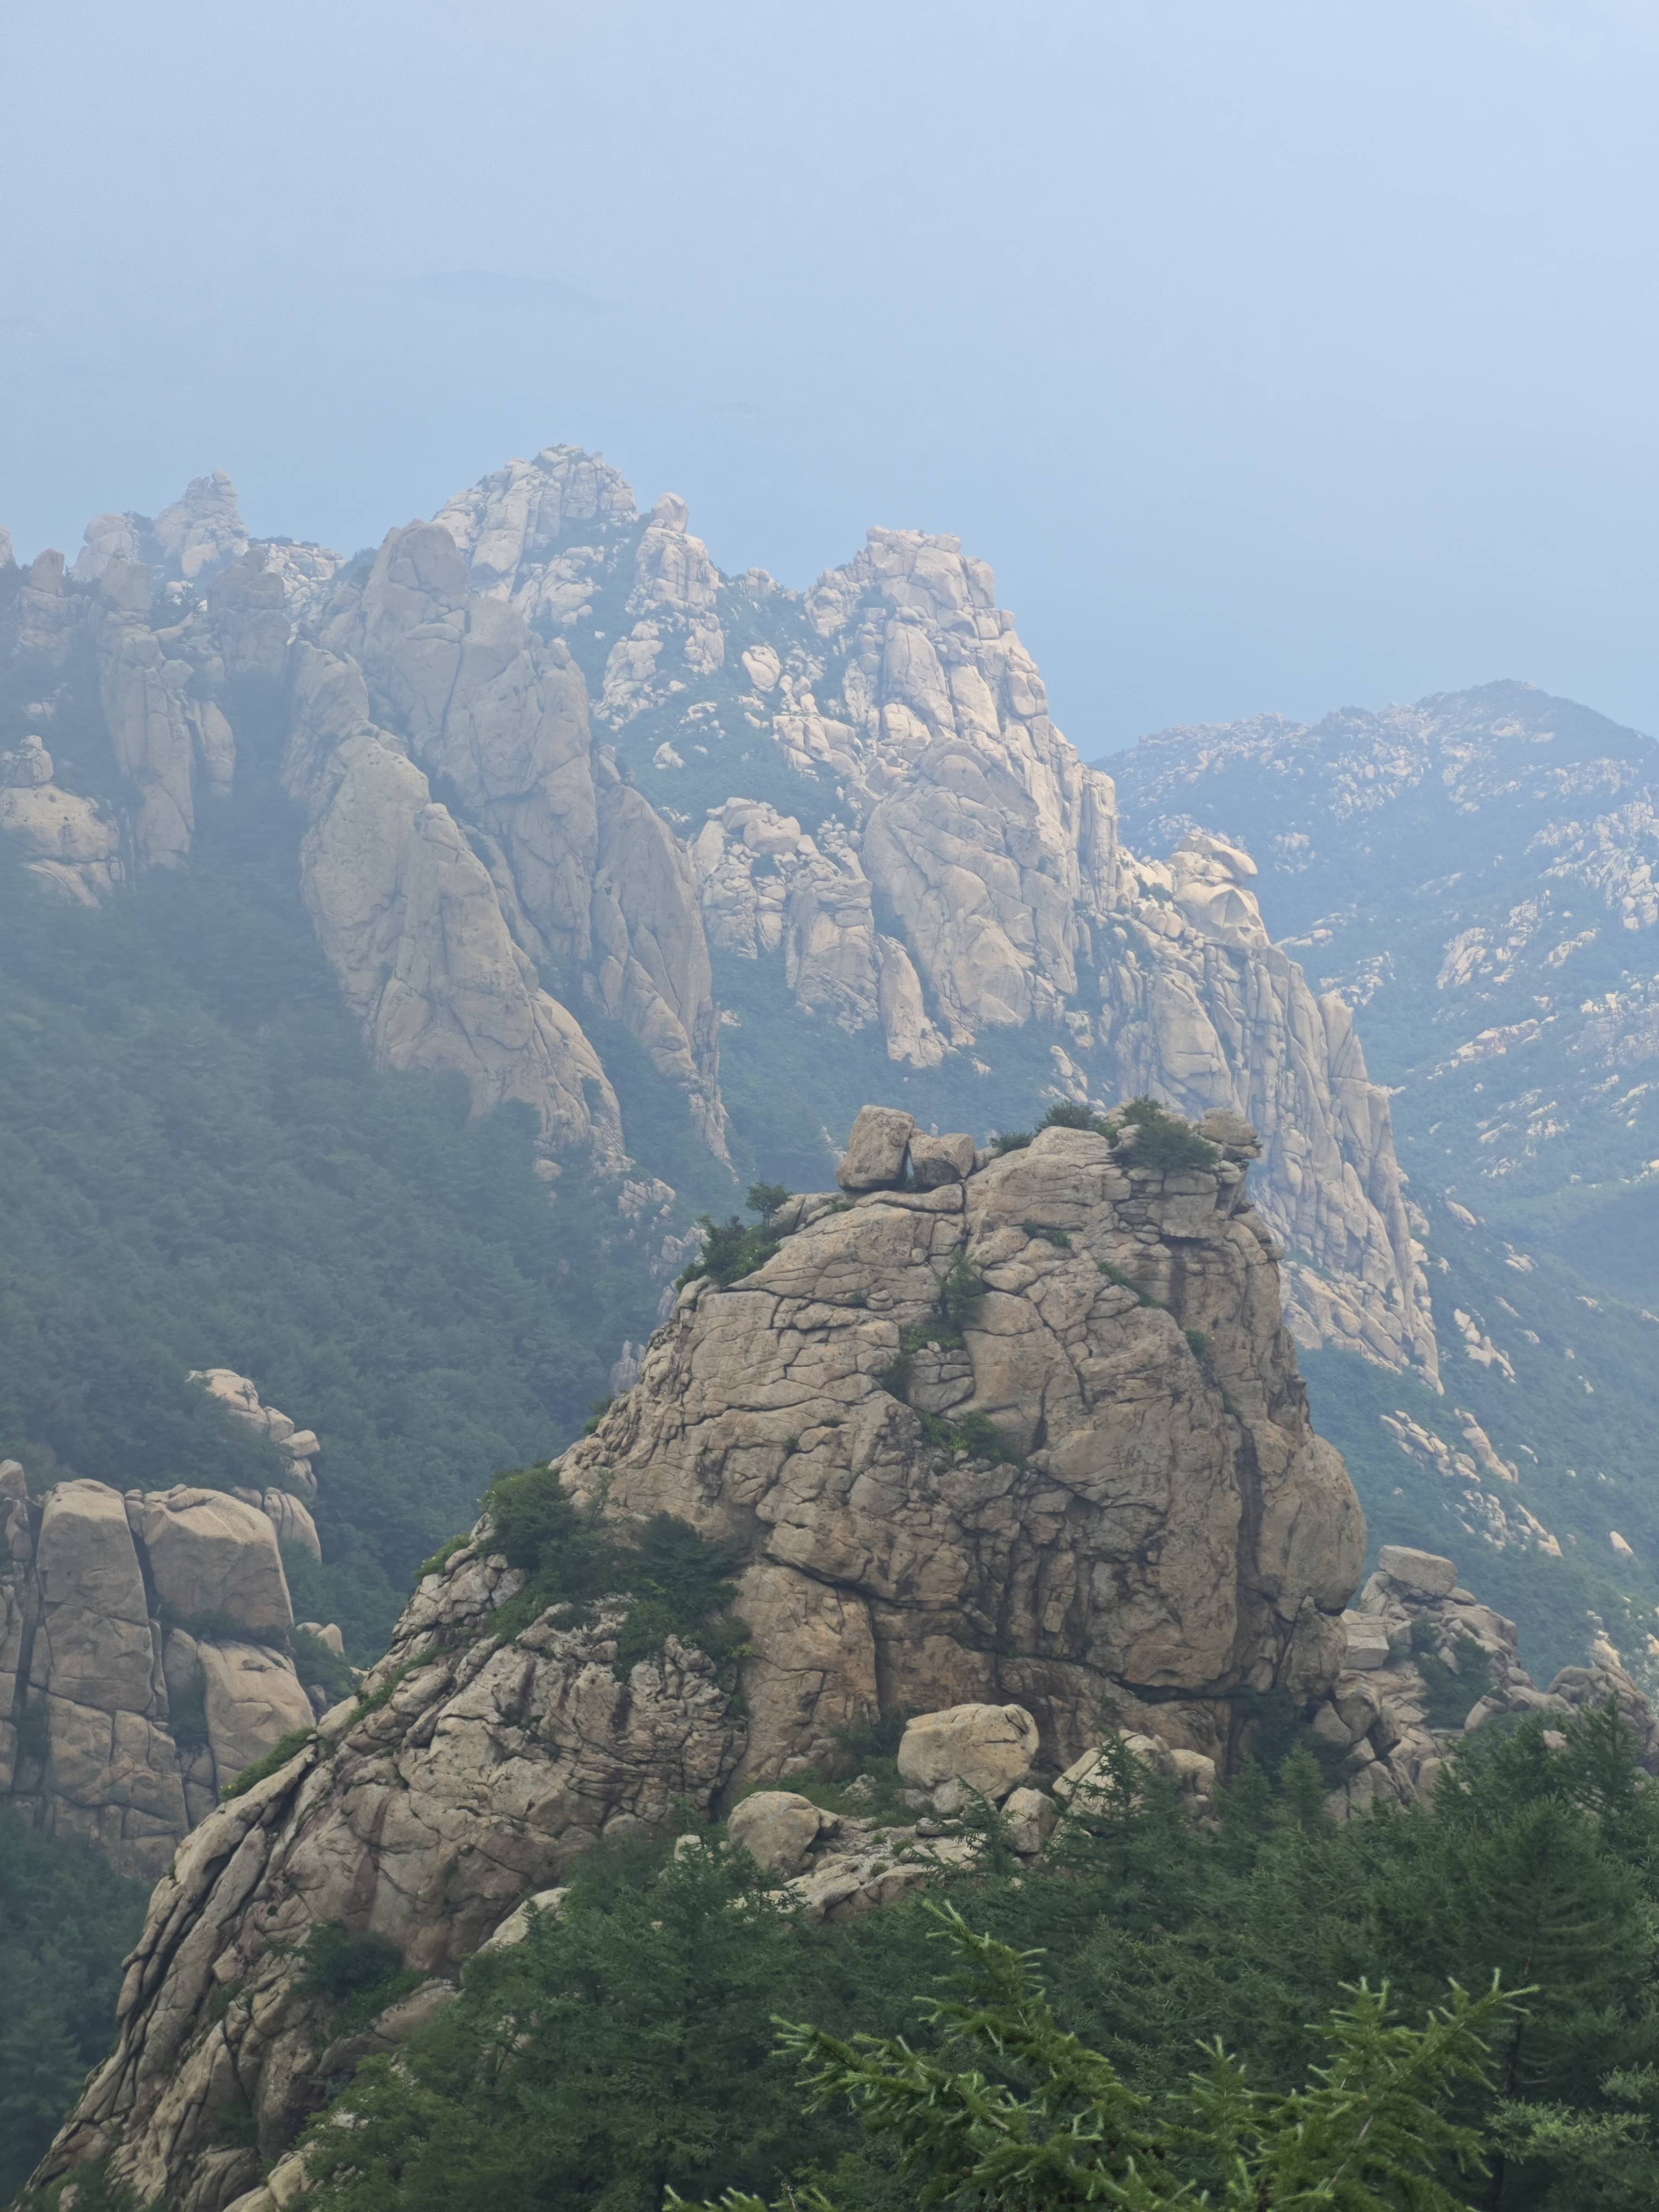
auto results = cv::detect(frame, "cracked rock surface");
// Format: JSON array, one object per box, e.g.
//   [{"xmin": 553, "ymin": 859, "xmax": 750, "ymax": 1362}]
[{"xmin": 563, "ymin": 1106, "xmax": 1365, "ymax": 1783}]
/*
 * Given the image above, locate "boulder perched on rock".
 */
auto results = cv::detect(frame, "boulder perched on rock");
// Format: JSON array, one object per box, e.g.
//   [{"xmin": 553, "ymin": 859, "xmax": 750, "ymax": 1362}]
[
  {"xmin": 897, "ymin": 1704, "xmax": 1039, "ymax": 1803},
  {"xmin": 1375, "ymin": 1545, "xmax": 1459, "ymax": 1599},
  {"xmin": 135, "ymin": 1488, "xmax": 293, "ymax": 1637},
  {"xmin": 835, "ymin": 1104, "xmax": 915, "ymax": 1191}
]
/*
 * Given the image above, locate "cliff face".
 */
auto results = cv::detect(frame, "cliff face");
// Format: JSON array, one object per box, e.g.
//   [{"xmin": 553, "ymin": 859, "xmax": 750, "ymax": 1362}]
[
  {"xmin": 563, "ymin": 1106, "xmax": 1364, "ymax": 1782},
  {"xmin": 431, "ymin": 447, "xmax": 1436, "ymax": 1374},
  {"xmin": 1109, "ymin": 685, "xmax": 1659, "ymax": 1682},
  {"xmin": 1, "ymin": 1374, "xmax": 332, "ymax": 1875},
  {"xmin": 2, "ymin": 450, "xmax": 1435, "ymax": 1375},
  {"xmin": 0, "ymin": 1468, "xmax": 312, "ymax": 1876},
  {"xmin": 33, "ymin": 1101, "xmax": 1371, "ymax": 2212}
]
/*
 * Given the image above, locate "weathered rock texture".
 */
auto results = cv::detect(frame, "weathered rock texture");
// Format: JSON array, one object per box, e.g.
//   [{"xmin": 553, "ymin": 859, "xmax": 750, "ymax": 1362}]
[
  {"xmin": 563, "ymin": 1107, "xmax": 1366, "ymax": 1780},
  {"xmin": 1, "ymin": 1462, "xmax": 313, "ymax": 1874},
  {"xmin": 39, "ymin": 1579, "xmax": 743, "ymax": 2212},
  {"xmin": 31, "ymin": 1098, "xmax": 1368, "ymax": 2212},
  {"xmin": 5, "ymin": 453, "xmax": 1431, "ymax": 1366},
  {"xmin": 425, "ymin": 445, "xmax": 1436, "ymax": 1375},
  {"xmin": 1316, "ymin": 1542, "xmax": 1659, "ymax": 1818}
]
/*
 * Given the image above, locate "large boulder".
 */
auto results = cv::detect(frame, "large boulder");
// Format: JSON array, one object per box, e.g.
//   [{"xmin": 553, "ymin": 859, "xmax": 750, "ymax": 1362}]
[
  {"xmin": 134, "ymin": 1487, "xmax": 294, "ymax": 1636},
  {"xmin": 897, "ymin": 1704, "xmax": 1039, "ymax": 1803},
  {"xmin": 1376, "ymin": 1545, "xmax": 1458, "ymax": 1599},
  {"xmin": 30, "ymin": 1481, "xmax": 155, "ymax": 1714},
  {"xmin": 727, "ymin": 1790, "xmax": 825, "ymax": 1877},
  {"xmin": 835, "ymin": 1105, "xmax": 914, "ymax": 1191},
  {"xmin": 198, "ymin": 1643, "xmax": 316, "ymax": 1783}
]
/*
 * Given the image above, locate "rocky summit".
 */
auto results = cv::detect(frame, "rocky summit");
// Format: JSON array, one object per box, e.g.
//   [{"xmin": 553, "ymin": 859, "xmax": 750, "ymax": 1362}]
[
  {"xmin": 30, "ymin": 1096, "xmax": 1359, "ymax": 2207},
  {"xmin": 1, "ymin": 452, "xmax": 1433, "ymax": 1377},
  {"xmin": 34, "ymin": 1095, "xmax": 1656, "ymax": 2212}
]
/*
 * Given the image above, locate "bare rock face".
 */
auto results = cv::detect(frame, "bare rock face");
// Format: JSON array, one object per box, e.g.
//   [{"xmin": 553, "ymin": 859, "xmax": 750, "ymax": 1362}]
[
  {"xmin": 564, "ymin": 1109, "xmax": 1366, "ymax": 1780},
  {"xmin": 31, "ymin": 1101, "xmax": 1371, "ymax": 2212},
  {"xmin": 136, "ymin": 1489, "xmax": 293, "ymax": 1638},
  {"xmin": 1313, "ymin": 1545, "xmax": 1659, "ymax": 1817},
  {"xmin": 282, "ymin": 642, "xmax": 627, "ymax": 1163},
  {"xmin": 0, "ymin": 1446, "xmax": 318, "ymax": 1874},
  {"xmin": 425, "ymin": 447, "xmax": 1435, "ymax": 1377},
  {"xmin": 40, "ymin": 1583, "xmax": 742, "ymax": 2211},
  {"xmin": 312, "ymin": 523, "xmax": 725, "ymax": 1155}
]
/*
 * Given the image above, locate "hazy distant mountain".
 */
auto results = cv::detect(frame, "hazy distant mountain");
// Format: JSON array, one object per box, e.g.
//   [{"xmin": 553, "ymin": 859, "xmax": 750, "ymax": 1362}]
[{"xmin": 1113, "ymin": 684, "xmax": 1659, "ymax": 1677}]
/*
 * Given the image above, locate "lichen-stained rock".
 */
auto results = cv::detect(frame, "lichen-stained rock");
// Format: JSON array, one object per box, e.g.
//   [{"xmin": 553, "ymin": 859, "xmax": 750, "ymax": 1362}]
[
  {"xmin": 37, "ymin": 1594, "xmax": 742, "ymax": 2209},
  {"xmin": 563, "ymin": 1112, "xmax": 1366, "ymax": 1781}
]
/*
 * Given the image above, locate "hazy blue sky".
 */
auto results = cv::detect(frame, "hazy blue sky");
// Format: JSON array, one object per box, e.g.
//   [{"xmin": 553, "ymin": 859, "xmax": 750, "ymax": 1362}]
[{"xmin": 4, "ymin": 1, "xmax": 1655, "ymax": 750}]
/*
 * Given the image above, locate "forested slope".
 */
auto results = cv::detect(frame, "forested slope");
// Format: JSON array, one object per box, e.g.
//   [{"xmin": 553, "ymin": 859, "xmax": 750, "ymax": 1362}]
[{"xmin": 0, "ymin": 740, "xmax": 675, "ymax": 1652}]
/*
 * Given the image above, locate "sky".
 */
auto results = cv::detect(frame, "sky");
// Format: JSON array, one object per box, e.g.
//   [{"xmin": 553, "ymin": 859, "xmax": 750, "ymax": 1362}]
[{"xmin": 3, "ymin": 0, "xmax": 1655, "ymax": 753}]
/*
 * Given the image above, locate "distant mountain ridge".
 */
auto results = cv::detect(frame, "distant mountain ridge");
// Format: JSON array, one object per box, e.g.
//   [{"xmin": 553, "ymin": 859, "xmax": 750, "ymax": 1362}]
[
  {"xmin": 1, "ymin": 448, "xmax": 1436, "ymax": 1385},
  {"xmin": 1111, "ymin": 683, "xmax": 1659, "ymax": 1683}
]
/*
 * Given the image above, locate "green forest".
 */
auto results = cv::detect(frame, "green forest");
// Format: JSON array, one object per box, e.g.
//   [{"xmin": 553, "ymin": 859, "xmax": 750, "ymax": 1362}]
[
  {"xmin": 0, "ymin": 1814, "xmax": 148, "ymax": 2204},
  {"xmin": 225, "ymin": 1708, "xmax": 1659, "ymax": 2212},
  {"xmin": 0, "ymin": 761, "xmax": 678, "ymax": 1654}
]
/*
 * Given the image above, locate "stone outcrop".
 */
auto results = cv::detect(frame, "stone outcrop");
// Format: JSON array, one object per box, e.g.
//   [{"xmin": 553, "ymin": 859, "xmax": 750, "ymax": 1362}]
[
  {"xmin": 75, "ymin": 472, "xmax": 250, "ymax": 590},
  {"xmin": 191, "ymin": 1371, "xmax": 319, "ymax": 1501},
  {"xmin": 299, "ymin": 521, "xmax": 725, "ymax": 1155},
  {"xmin": 30, "ymin": 1097, "xmax": 1371, "ymax": 2211},
  {"xmin": 41, "ymin": 1586, "xmax": 742, "ymax": 2211},
  {"xmin": 1314, "ymin": 1542, "xmax": 1659, "ymax": 1817},
  {"xmin": 423, "ymin": 443, "xmax": 1436, "ymax": 1377},
  {"xmin": 0, "ymin": 733, "xmax": 123, "ymax": 903},
  {"xmin": 562, "ymin": 1106, "xmax": 1365, "ymax": 1782},
  {"xmin": 1, "ymin": 1464, "xmax": 314, "ymax": 1875},
  {"xmin": 281, "ymin": 640, "xmax": 628, "ymax": 1162}
]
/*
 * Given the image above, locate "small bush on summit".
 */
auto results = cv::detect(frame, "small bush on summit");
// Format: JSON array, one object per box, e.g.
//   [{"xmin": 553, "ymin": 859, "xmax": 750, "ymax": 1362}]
[
  {"xmin": 1039, "ymin": 1098, "xmax": 1100, "ymax": 1131},
  {"xmin": 747, "ymin": 1182, "xmax": 791, "ymax": 1225},
  {"xmin": 677, "ymin": 1184, "xmax": 791, "ymax": 1290},
  {"xmin": 1112, "ymin": 1095, "xmax": 1220, "ymax": 1174}
]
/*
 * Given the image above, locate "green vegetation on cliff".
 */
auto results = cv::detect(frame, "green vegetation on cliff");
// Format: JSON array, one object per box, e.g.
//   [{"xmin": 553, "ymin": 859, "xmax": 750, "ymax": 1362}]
[{"xmin": 298, "ymin": 1709, "xmax": 1659, "ymax": 2212}]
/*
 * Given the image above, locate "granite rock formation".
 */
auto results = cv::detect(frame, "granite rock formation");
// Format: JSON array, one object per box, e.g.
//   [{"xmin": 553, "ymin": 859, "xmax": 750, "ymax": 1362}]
[
  {"xmin": 33, "ymin": 1097, "xmax": 1373, "ymax": 2212},
  {"xmin": 427, "ymin": 445, "xmax": 1436, "ymax": 1375},
  {"xmin": 563, "ymin": 1105, "xmax": 1365, "ymax": 1782},
  {"xmin": 1321, "ymin": 1541, "xmax": 1659, "ymax": 1817},
  {"xmin": 1, "ymin": 1464, "xmax": 313, "ymax": 1875},
  {"xmin": 4, "ymin": 453, "xmax": 1432, "ymax": 1368}
]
